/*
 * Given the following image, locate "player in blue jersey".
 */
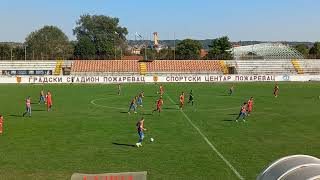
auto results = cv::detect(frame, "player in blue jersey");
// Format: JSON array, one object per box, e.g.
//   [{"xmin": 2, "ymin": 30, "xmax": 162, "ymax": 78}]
[
  {"xmin": 236, "ymin": 102, "xmax": 247, "ymax": 122},
  {"xmin": 136, "ymin": 117, "xmax": 147, "ymax": 147},
  {"xmin": 137, "ymin": 91, "xmax": 144, "ymax": 107},
  {"xmin": 128, "ymin": 97, "xmax": 137, "ymax": 114}
]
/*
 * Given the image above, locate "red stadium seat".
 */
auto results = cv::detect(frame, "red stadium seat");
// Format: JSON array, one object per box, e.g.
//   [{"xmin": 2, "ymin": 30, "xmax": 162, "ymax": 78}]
[{"xmin": 71, "ymin": 60, "xmax": 224, "ymax": 74}]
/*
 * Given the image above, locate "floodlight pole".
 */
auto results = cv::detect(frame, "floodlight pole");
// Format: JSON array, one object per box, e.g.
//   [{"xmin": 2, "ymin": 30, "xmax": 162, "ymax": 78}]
[
  {"xmin": 144, "ymin": 33, "xmax": 147, "ymax": 60},
  {"xmin": 144, "ymin": 44, "xmax": 147, "ymax": 60},
  {"xmin": 24, "ymin": 45, "xmax": 27, "ymax": 61},
  {"xmin": 173, "ymin": 32, "xmax": 176, "ymax": 60},
  {"xmin": 114, "ymin": 31, "xmax": 121, "ymax": 60},
  {"xmin": 114, "ymin": 44, "xmax": 116, "ymax": 60}
]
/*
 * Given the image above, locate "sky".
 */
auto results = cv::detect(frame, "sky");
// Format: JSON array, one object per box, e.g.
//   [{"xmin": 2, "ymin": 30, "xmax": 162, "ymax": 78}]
[{"xmin": 1, "ymin": 0, "xmax": 319, "ymax": 42}]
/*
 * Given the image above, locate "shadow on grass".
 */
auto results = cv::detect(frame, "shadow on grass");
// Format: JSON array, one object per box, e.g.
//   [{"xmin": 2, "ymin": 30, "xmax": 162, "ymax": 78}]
[
  {"xmin": 163, "ymin": 107, "xmax": 177, "ymax": 110},
  {"xmin": 33, "ymin": 109, "xmax": 45, "ymax": 112},
  {"xmin": 112, "ymin": 142, "xmax": 135, "ymax": 147},
  {"xmin": 222, "ymin": 119, "xmax": 234, "ymax": 122},
  {"xmin": 120, "ymin": 111, "xmax": 129, "ymax": 114},
  {"xmin": 9, "ymin": 114, "xmax": 22, "ymax": 117}
]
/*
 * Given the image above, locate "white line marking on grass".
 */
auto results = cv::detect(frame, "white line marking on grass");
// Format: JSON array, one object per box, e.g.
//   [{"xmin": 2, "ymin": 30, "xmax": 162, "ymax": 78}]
[
  {"xmin": 91, "ymin": 97, "xmax": 239, "ymax": 113},
  {"xmin": 166, "ymin": 94, "xmax": 244, "ymax": 180},
  {"xmin": 90, "ymin": 98, "xmax": 127, "ymax": 110}
]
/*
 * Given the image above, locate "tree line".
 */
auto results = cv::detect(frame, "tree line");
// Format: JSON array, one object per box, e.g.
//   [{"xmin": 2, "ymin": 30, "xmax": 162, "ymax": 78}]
[
  {"xmin": 294, "ymin": 43, "xmax": 320, "ymax": 59},
  {"xmin": 0, "ymin": 14, "xmax": 319, "ymax": 60}
]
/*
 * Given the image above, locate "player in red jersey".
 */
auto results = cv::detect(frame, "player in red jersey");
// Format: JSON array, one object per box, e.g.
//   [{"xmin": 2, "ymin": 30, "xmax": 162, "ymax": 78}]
[
  {"xmin": 159, "ymin": 84, "xmax": 164, "ymax": 96},
  {"xmin": 274, "ymin": 84, "xmax": 279, "ymax": 97},
  {"xmin": 46, "ymin": 91, "xmax": 53, "ymax": 111},
  {"xmin": 247, "ymin": 97, "xmax": 254, "ymax": 116},
  {"xmin": 0, "ymin": 115, "xmax": 3, "ymax": 135},
  {"xmin": 152, "ymin": 97, "xmax": 164, "ymax": 114},
  {"xmin": 179, "ymin": 92, "xmax": 185, "ymax": 109}
]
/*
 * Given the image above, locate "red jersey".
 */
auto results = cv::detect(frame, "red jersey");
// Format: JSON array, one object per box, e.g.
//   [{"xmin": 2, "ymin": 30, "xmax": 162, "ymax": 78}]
[
  {"xmin": 157, "ymin": 99, "xmax": 163, "ymax": 106},
  {"xmin": 46, "ymin": 93, "xmax": 52, "ymax": 103},
  {"xmin": 248, "ymin": 100, "xmax": 253, "ymax": 107},
  {"xmin": 180, "ymin": 95, "xmax": 185, "ymax": 102}
]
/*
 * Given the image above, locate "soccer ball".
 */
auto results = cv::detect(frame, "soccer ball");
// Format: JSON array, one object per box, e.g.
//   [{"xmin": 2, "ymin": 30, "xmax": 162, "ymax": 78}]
[{"xmin": 150, "ymin": 138, "xmax": 154, "ymax": 142}]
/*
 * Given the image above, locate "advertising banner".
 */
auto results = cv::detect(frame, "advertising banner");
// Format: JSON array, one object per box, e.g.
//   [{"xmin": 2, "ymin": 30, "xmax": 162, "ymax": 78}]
[{"xmin": 0, "ymin": 74, "xmax": 319, "ymax": 84}]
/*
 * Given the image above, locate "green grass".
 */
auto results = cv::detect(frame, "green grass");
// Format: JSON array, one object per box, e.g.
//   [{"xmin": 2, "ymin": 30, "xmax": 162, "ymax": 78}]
[{"xmin": 0, "ymin": 82, "xmax": 320, "ymax": 180}]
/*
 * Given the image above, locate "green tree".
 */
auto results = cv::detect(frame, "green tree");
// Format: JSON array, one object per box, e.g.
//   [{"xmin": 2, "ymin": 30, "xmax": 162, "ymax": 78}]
[
  {"xmin": 73, "ymin": 14, "xmax": 128, "ymax": 59},
  {"xmin": 140, "ymin": 48, "xmax": 157, "ymax": 60},
  {"xmin": 294, "ymin": 44, "xmax": 309, "ymax": 58},
  {"xmin": 175, "ymin": 39, "xmax": 202, "ymax": 60},
  {"xmin": 73, "ymin": 36, "xmax": 96, "ymax": 59},
  {"xmin": 25, "ymin": 25, "xmax": 73, "ymax": 60},
  {"xmin": 158, "ymin": 47, "xmax": 174, "ymax": 60},
  {"xmin": 12, "ymin": 46, "xmax": 25, "ymax": 60},
  {"xmin": 207, "ymin": 36, "xmax": 232, "ymax": 60},
  {"xmin": 0, "ymin": 44, "xmax": 11, "ymax": 60},
  {"xmin": 309, "ymin": 42, "xmax": 320, "ymax": 59}
]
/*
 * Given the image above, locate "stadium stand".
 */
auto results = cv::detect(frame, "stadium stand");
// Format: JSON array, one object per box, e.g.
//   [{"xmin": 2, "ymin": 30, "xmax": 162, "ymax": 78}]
[
  {"xmin": 232, "ymin": 43, "xmax": 303, "ymax": 60},
  {"xmin": 219, "ymin": 60, "xmax": 229, "ymax": 74},
  {"xmin": 71, "ymin": 60, "xmax": 140, "ymax": 75},
  {"xmin": 139, "ymin": 62, "xmax": 147, "ymax": 75},
  {"xmin": 291, "ymin": 59, "xmax": 304, "ymax": 74},
  {"xmin": 1, "ymin": 59, "xmax": 319, "ymax": 76},
  {"xmin": 71, "ymin": 60, "xmax": 224, "ymax": 75},
  {"xmin": 295, "ymin": 59, "xmax": 320, "ymax": 74},
  {"xmin": 122, "ymin": 55, "xmax": 144, "ymax": 61},
  {"xmin": 0, "ymin": 60, "xmax": 58, "ymax": 75},
  {"xmin": 146, "ymin": 60, "xmax": 223, "ymax": 74},
  {"xmin": 235, "ymin": 59, "xmax": 297, "ymax": 75},
  {"xmin": 257, "ymin": 155, "xmax": 320, "ymax": 180},
  {"xmin": 54, "ymin": 59, "xmax": 63, "ymax": 75}
]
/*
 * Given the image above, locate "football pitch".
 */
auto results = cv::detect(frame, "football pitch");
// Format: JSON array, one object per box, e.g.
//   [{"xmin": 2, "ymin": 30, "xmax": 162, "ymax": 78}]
[{"xmin": 0, "ymin": 82, "xmax": 320, "ymax": 180}]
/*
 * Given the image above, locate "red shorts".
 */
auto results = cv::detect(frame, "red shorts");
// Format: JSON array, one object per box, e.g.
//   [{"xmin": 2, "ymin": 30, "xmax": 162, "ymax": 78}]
[
  {"xmin": 248, "ymin": 106, "xmax": 253, "ymax": 112},
  {"xmin": 157, "ymin": 105, "xmax": 162, "ymax": 111},
  {"xmin": 0, "ymin": 124, "xmax": 3, "ymax": 133},
  {"xmin": 47, "ymin": 102, "xmax": 52, "ymax": 107}
]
